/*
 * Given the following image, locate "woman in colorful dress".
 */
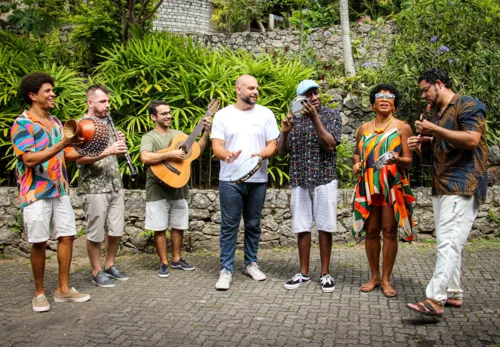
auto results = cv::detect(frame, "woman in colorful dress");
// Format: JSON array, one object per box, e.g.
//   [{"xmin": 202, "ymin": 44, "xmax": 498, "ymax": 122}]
[{"xmin": 352, "ymin": 84, "xmax": 416, "ymax": 298}]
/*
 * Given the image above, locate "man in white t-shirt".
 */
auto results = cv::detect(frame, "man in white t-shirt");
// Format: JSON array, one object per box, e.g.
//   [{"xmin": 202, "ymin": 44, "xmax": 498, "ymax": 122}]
[{"xmin": 211, "ymin": 75, "xmax": 280, "ymax": 290}]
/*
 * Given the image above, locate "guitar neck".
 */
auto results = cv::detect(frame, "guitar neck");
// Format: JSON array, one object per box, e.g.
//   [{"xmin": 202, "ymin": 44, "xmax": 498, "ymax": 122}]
[{"xmin": 183, "ymin": 111, "xmax": 210, "ymax": 150}]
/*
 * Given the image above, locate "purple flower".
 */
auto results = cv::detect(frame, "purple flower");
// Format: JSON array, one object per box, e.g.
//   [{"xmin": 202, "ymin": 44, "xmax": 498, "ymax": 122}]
[
  {"xmin": 438, "ymin": 46, "xmax": 450, "ymax": 54},
  {"xmin": 449, "ymin": 1, "xmax": 455, "ymax": 4},
  {"xmin": 362, "ymin": 62, "xmax": 375, "ymax": 67},
  {"xmin": 430, "ymin": 35, "xmax": 438, "ymax": 43},
  {"xmin": 449, "ymin": 58, "xmax": 454, "ymax": 64}
]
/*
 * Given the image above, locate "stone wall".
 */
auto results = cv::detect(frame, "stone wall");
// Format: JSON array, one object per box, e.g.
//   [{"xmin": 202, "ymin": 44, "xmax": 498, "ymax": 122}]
[
  {"xmin": 153, "ymin": 0, "xmax": 215, "ymax": 34},
  {"xmin": 187, "ymin": 21, "xmax": 394, "ymax": 65},
  {"xmin": 1, "ymin": 186, "xmax": 499, "ymax": 258}
]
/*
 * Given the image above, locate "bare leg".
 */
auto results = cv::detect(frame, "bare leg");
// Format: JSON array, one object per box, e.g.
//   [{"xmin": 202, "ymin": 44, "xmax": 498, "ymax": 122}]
[
  {"xmin": 170, "ymin": 229, "xmax": 183, "ymax": 262},
  {"xmin": 297, "ymin": 232, "xmax": 311, "ymax": 276},
  {"xmin": 318, "ymin": 231, "xmax": 332, "ymax": 274},
  {"xmin": 154, "ymin": 231, "xmax": 168, "ymax": 265},
  {"xmin": 381, "ymin": 206, "xmax": 398, "ymax": 297},
  {"xmin": 104, "ymin": 236, "xmax": 121, "ymax": 269},
  {"xmin": 362, "ymin": 206, "xmax": 382, "ymax": 291},
  {"xmin": 56, "ymin": 236, "xmax": 74, "ymax": 294},
  {"xmin": 86, "ymin": 239, "xmax": 102, "ymax": 277},
  {"xmin": 31, "ymin": 241, "xmax": 47, "ymax": 296}
]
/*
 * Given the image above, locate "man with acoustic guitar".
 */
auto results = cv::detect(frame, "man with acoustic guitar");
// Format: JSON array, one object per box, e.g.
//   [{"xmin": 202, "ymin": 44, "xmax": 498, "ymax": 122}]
[
  {"xmin": 211, "ymin": 75, "xmax": 280, "ymax": 290},
  {"xmin": 407, "ymin": 68, "xmax": 488, "ymax": 317},
  {"xmin": 77, "ymin": 85, "xmax": 130, "ymax": 288},
  {"xmin": 140, "ymin": 100, "xmax": 212, "ymax": 278}
]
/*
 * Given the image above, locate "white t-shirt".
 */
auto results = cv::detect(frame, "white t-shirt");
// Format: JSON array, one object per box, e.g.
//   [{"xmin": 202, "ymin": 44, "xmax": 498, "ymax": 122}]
[{"xmin": 211, "ymin": 104, "xmax": 280, "ymax": 182}]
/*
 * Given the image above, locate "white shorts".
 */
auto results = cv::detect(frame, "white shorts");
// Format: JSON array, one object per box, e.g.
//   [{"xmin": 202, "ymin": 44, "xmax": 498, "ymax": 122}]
[
  {"xmin": 145, "ymin": 199, "xmax": 189, "ymax": 231},
  {"xmin": 81, "ymin": 190, "xmax": 125, "ymax": 243},
  {"xmin": 290, "ymin": 180, "xmax": 338, "ymax": 233},
  {"xmin": 23, "ymin": 195, "xmax": 77, "ymax": 243}
]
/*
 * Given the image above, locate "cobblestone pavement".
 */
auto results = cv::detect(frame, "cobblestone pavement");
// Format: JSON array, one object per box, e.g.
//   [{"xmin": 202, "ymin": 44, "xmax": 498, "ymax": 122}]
[{"xmin": 1, "ymin": 242, "xmax": 499, "ymax": 347}]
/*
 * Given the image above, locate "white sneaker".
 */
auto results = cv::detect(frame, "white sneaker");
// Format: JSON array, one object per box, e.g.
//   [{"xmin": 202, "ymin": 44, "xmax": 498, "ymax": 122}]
[
  {"xmin": 215, "ymin": 269, "xmax": 232, "ymax": 290},
  {"xmin": 244, "ymin": 262, "xmax": 267, "ymax": 281},
  {"xmin": 32, "ymin": 294, "xmax": 50, "ymax": 312}
]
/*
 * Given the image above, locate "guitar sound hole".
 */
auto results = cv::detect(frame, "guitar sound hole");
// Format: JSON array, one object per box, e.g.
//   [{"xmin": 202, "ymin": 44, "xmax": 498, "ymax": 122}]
[{"xmin": 180, "ymin": 145, "xmax": 187, "ymax": 154}]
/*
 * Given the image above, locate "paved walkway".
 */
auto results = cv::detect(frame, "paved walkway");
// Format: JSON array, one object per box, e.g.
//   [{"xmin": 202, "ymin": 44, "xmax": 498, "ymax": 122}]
[{"xmin": 1, "ymin": 241, "xmax": 499, "ymax": 347}]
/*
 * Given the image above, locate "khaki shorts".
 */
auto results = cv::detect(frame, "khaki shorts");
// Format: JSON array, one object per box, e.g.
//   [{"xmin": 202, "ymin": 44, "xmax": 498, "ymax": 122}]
[
  {"xmin": 23, "ymin": 195, "xmax": 77, "ymax": 243},
  {"xmin": 290, "ymin": 180, "xmax": 338, "ymax": 233},
  {"xmin": 145, "ymin": 199, "xmax": 189, "ymax": 231},
  {"xmin": 81, "ymin": 189, "xmax": 125, "ymax": 242}
]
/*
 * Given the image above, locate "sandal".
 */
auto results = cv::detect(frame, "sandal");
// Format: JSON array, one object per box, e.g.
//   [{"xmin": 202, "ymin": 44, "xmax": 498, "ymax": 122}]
[
  {"xmin": 380, "ymin": 282, "xmax": 398, "ymax": 298},
  {"xmin": 407, "ymin": 299, "xmax": 444, "ymax": 316},
  {"xmin": 445, "ymin": 298, "xmax": 462, "ymax": 308},
  {"xmin": 360, "ymin": 278, "xmax": 380, "ymax": 292}
]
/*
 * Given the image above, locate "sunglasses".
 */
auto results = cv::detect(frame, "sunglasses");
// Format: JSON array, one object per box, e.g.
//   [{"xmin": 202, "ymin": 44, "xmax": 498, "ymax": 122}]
[{"xmin": 375, "ymin": 93, "xmax": 396, "ymax": 100}]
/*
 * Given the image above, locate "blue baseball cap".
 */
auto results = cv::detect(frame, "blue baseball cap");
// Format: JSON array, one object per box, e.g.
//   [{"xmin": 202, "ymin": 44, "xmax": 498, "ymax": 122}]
[{"xmin": 296, "ymin": 80, "xmax": 320, "ymax": 96}]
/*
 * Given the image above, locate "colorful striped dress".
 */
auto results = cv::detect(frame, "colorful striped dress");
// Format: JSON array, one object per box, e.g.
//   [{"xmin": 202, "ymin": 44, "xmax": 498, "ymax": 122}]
[{"xmin": 352, "ymin": 127, "xmax": 416, "ymax": 241}]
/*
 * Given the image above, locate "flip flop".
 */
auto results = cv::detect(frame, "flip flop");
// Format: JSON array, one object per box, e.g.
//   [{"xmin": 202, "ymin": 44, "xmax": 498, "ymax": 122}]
[
  {"xmin": 360, "ymin": 279, "xmax": 380, "ymax": 292},
  {"xmin": 407, "ymin": 299, "xmax": 443, "ymax": 317}
]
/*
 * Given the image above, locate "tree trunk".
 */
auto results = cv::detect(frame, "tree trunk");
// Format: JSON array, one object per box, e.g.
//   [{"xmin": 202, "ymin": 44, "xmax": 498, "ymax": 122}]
[
  {"xmin": 256, "ymin": 19, "xmax": 266, "ymax": 33},
  {"xmin": 340, "ymin": 0, "xmax": 356, "ymax": 77}
]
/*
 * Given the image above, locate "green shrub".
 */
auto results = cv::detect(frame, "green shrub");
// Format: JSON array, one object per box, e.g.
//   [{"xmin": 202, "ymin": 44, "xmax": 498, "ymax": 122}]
[{"xmin": 93, "ymin": 32, "xmax": 316, "ymax": 187}]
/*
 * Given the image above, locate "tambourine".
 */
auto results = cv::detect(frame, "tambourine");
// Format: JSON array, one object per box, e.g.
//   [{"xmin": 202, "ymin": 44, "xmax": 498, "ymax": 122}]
[
  {"xmin": 373, "ymin": 151, "xmax": 396, "ymax": 170},
  {"xmin": 289, "ymin": 96, "xmax": 308, "ymax": 117},
  {"xmin": 230, "ymin": 156, "xmax": 263, "ymax": 184},
  {"xmin": 63, "ymin": 116, "xmax": 110, "ymax": 157}
]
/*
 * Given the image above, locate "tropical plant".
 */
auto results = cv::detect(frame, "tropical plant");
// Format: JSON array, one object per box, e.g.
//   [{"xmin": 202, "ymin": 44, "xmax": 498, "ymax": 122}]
[
  {"xmin": 0, "ymin": 31, "xmax": 86, "ymax": 185},
  {"xmin": 92, "ymin": 32, "xmax": 315, "ymax": 186}
]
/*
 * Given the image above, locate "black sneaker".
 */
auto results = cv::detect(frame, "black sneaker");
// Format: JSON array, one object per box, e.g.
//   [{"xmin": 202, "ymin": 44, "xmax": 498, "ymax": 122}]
[
  {"xmin": 158, "ymin": 264, "xmax": 170, "ymax": 278},
  {"xmin": 284, "ymin": 273, "xmax": 311, "ymax": 290},
  {"xmin": 104, "ymin": 265, "xmax": 129, "ymax": 281},
  {"xmin": 92, "ymin": 271, "xmax": 116, "ymax": 288},
  {"xmin": 320, "ymin": 274, "xmax": 336, "ymax": 293},
  {"xmin": 170, "ymin": 258, "xmax": 195, "ymax": 271}
]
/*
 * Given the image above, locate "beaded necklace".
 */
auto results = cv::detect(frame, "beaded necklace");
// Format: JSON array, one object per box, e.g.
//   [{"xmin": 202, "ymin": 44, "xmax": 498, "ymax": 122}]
[{"xmin": 373, "ymin": 116, "xmax": 394, "ymax": 134}]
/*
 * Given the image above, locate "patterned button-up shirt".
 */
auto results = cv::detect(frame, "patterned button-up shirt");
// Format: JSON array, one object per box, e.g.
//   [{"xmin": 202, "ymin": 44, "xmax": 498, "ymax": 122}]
[
  {"xmin": 431, "ymin": 94, "xmax": 488, "ymax": 203},
  {"xmin": 287, "ymin": 106, "xmax": 342, "ymax": 187},
  {"xmin": 78, "ymin": 117, "xmax": 122, "ymax": 194},
  {"xmin": 11, "ymin": 110, "xmax": 70, "ymax": 208}
]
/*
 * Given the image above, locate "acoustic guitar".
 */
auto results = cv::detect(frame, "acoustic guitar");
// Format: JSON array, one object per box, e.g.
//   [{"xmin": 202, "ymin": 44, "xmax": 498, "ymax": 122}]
[
  {"xmin": 150, "ymin": 99, "xmax": 220, "ymax": 188},
  {"xmin": 419, "ymin": 103, "xmax": 433, "ymax": 167}
]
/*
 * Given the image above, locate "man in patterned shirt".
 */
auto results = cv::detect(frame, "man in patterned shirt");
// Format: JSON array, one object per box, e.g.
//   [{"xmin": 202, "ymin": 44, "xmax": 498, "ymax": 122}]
[
  {"xmin": 407, "ymin": 68, "xmax": 488, "ymax": 316},
  {"xmin": 278, "ymin": 80, "xmax": 342, "ymax": 293},
  {"xmin": 11, "ymin": 72, "xmax": 90, "ymax": 312},
  {"xmin": 77, "ymin": 85, "xmax": 129, "ymax": 288}
]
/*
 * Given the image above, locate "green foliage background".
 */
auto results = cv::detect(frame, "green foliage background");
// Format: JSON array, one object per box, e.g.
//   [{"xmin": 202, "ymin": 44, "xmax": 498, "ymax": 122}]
[{"xmin": 0, "ymin": 0, "xmax": 498, "ymax": 189}]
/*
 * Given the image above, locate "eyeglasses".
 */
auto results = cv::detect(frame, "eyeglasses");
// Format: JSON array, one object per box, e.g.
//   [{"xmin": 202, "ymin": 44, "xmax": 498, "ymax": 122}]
[
  {"xmin": 375, "ymin": 93, "xmax": 395, "ymax": 100},
  {"xmin": 419, "ymin": 84, "xmax": 433, "ymax": 94}
]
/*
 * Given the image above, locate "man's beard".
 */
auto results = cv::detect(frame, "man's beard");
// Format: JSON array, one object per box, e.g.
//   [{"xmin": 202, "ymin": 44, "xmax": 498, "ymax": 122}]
[{"xmin": 241, "ymin": 94, "xmax": 257, "ymax": 105}]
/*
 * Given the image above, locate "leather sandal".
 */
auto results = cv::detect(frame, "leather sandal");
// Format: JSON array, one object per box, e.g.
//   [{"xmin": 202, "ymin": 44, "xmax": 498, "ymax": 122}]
[
  {"xmin": 360, "ymin": 278, "xmax": 380, "ymax": 292},
  {"xmin": 380, "ymin": 282, "xmax": 398, "ymax": 298},
  {"xmin": 407, "ymin": 299, "xmax": 443, "ymax": 316}
]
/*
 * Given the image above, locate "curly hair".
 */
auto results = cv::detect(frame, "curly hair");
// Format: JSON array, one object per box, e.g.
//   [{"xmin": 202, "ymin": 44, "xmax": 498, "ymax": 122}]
[
  {"xmin": 148, "ymin": 100, "xmax": 170, "ymax": 116},
  {"xmin": 19, "ymin": 72, "xmax": 54, "ymax": 106},
  {"xmin": 369, "ymin": 84, "xmax": 402, "ymax": 110},
  {"xmin": 418, "ymin": 68, "xmax": 453, "ymax": 88}
]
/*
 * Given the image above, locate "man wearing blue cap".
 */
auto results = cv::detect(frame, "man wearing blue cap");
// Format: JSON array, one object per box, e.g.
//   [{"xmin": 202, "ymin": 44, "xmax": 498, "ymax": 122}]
[{"xmin": 278, "ymin": 79, "xmax": 342, "ymax": 293}]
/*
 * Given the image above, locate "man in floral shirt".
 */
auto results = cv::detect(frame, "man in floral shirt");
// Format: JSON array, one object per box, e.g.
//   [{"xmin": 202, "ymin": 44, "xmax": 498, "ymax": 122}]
[
  {"xmin": 278, "ymin": 80, "xmax": 342, "ymax": 293},
  {"xmin": 11, "ymin": 72, "xmax": 90, "ymax": 312}
]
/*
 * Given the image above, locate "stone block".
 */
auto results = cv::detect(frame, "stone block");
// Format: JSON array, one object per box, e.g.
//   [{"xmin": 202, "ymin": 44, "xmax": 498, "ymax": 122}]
[{"xmin": 0, "ymin": 229, "xmax": 21, "ymax": 245}]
